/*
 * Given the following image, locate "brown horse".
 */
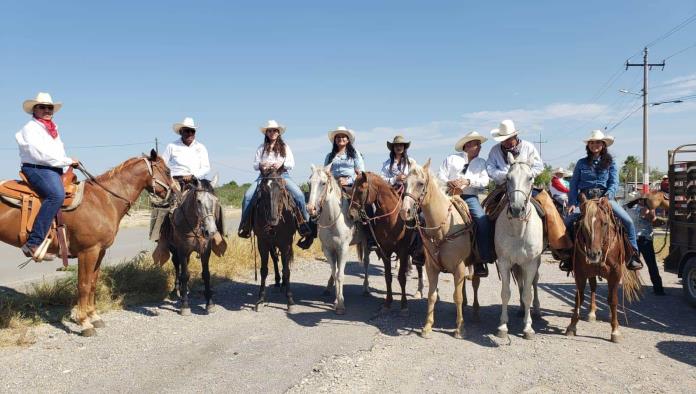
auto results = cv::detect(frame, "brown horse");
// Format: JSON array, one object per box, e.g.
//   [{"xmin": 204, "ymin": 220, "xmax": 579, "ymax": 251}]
[
  {"xmin": 645, "ymin": 190, "xmax": 669, "ymax": 217},
  {"xmin": 349, "ymin": 172, "xmax": 414, "ymax": 315},
  {"xmin": 565, "ymin": 195, "xmax": 642, "ymax": 343},
  {"xmin": 0, "ymin": 150, "xmax": 175, "ymax": 336}
]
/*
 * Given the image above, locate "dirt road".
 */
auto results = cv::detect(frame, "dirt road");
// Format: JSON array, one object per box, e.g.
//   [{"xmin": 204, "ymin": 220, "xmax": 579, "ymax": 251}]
[{"xmin": 0, "ymin": 252, "xmax": 694, "ymax": 393}]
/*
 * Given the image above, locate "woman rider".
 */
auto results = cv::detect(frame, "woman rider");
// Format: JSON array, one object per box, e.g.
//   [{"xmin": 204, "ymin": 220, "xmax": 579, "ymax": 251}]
[
  {"xmin": 237, "ymin": 120, "xmax": 314, "ymax": 249},
  {"xmin": 15, "ymin": 92, "xmax": 78, "ymax": 259},
  {"xmin": 560, "ymin": 130, "xmax": 643, "ymax": 272}
]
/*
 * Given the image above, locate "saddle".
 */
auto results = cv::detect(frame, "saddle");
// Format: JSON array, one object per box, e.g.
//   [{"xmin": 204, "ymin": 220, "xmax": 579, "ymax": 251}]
[{"xmin": 0, "ymin": 168, "xmax": 82, "ymax": 249}]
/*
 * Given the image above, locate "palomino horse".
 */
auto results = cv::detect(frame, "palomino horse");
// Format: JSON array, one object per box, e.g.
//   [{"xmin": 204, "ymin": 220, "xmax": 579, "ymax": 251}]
[
  {"xmin": 349, "ymin": 172, "xmax": 414, "ymax": 316},
  {"xmin": 153, "ymin": 177, "xmax": 226, "ymax": 315},
  {"xmin": 401, "ymin": 160, "xmax": 478, "ymax": 339},
  {"xmin": 495, "ymin": 153, "xmax": 544, "ymax": 340},
  {"xmin": 253, "ymin": 169, "xmax": 297, "ymax": 312},
  {"xmin": 565, "ymin": 195, "xmax": 642, "ymax": 343},
  {"xmin": 0, "ymin": 150, "xmax": 175, "ymax": 336},
  {"xmin": 307, "ymin": 165, "xmax": 369, "ymax": 314}
]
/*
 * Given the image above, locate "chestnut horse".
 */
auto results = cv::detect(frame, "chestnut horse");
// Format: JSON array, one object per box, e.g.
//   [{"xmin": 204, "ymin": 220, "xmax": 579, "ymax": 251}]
[
  {"xmin": 349, "ymin": 172, "xmax": 414, "ymax": 315},
  {"xmin": 565, "ymin": 195, "xmax": 642, "ymax": 343},
  {"xmin": 0, "ymin": 150, "xmax": 175, "ymax": 336}
]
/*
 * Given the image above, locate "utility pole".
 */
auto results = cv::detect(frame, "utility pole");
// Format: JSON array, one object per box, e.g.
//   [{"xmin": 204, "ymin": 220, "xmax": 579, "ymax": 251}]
[
  {"xmin": 626, "ymin": 47, "xmax": 665, "ymax": 194},
  {"xmin": 155, "ymin": 138, "xmax": 159, "ymax": 154},
  {"xmin": 533, "ymin": 131, "xmax": 548, "ymax": 159}
]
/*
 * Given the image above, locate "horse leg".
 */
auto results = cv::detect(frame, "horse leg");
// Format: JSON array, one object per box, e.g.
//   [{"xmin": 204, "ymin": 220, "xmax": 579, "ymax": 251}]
[
  {"xmin": 201, "ymin": 245, "xmax": 215, "ymax": 314},
  {"xmin": 323, "ymin": 246, "xmax": 335, "ymax": 296},
  {"xmin": 514, "ymin": 265, "xmax": 525, "ymax": 318},
  {"xmin": 472, "ymin": 275, "xmax": 481, "ymax": 322},
  {"xmin": 271, "ymin": 249, "xmax": 281, "ymax": 288},
  {"xmin": 531, "ymin": 268, "xmax": 541, "ymax": 319},
  {"xmin": 397, "ymin": 251, "xmax": 409, "ymax": 316},
  {"xmin": 75, "ymin": 247, "xmax": 101, "ymax": 336},
  {"xmin": 421, "ymin": 262, "xmax": 439, "ymax": 339},
  {"xmin": 521, "ymin": 264, "xmax": 537, "ymax": 340},
  {"xmin": 361, "ymin": 242, "xmax": 370, "ymax": 296},
  {"xmin": 178, "ymin": 251, "xmax": 191, "ymax": 316},
  {"xmin": 281, "ymin": 246, "xmax": 295, "ymax": 312},
  {"xmin": 608, "ymin": 278, "xmax": 621, "ymax": 343},
  {"xmin": 381, "ymin": 254, "xmax": 393, "ymax": 313},
  {"xmin": 565, "ymin": 275, "xmax": 586, "ymax": 336},
  {"xmin": 256, "ymin": 246, "xmax": 269, "ymax": 311},
  {"xmin": 453, "ymin": 264, "xmax": 466, "ymax": 339},
  {"xmin": 415, "ymin": 263, "xmax": 424, "ymax": 299},
  {"xmin": 88, "ymin": 249, "xmax": 107, "ymax": 329},
  {"xmin": 497, "ymin": 262, "xmax": 511, "ymax": 339},
  {"xmin": 169, "ymin": 246, "xmax": 181, "ymax": 300},
  {"xmin": 334, "ymin": 245, "xmax": 348, "ymax": 315},
  {"xmin": 587, "ymin": 276, "xmax": 597, "ymax": 322}
]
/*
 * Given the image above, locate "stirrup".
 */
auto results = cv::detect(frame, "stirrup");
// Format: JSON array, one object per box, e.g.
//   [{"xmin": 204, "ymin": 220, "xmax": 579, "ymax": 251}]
[
  {"xmin": 559, "ymin": 260, "xmax": 572, "ymax": 272},
  {"xmin": 474, "ymin": 263, "xmax": 488, "ymax": 278}
]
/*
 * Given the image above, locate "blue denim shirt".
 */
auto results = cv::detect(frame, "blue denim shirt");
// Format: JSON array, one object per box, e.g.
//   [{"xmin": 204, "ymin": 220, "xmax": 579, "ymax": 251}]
[
  {"xmin": 569, "ymin": 156, "xmax": 618, "ymax": 206},
  {"xmin": 324, "ymin": 150, "xmax": 365, "ymax": 184}
]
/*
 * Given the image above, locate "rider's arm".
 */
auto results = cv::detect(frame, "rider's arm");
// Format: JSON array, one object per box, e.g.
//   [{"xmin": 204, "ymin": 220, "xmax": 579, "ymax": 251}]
[
  {"xmin": 15, "ymin": 121, "xmax": 73, "ymax": 167},
  {"xmin": 194, "ymin": 143, "xmax": 211, "ymax": 179},
  {"xmin": 437, "ymin": 156, "xmax": 452, "ymax": 183},
  {"xmin": 551, "ymin": 177, "xmax": 569, "ymax": 193},
  {"xmin": 380, "ymin": 159, "xmax": 396, "ymax": 185},
  {"xmin": 283, "ymin": 145, "xmax": 295, "ymax": 171},
  {"xmin": 606, "ymin": 159, "xmax": 619, "ymax": 200},
  {"xmin": 486, "ymin": 147, "xmax": 507, "ymax": 185},
  {"xmin": 253, "ymin": 145, "xmax": 263, "ymax": 171}
]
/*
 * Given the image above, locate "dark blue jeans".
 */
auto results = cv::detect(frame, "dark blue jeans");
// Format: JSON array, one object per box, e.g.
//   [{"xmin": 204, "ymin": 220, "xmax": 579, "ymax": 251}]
[
  {"xmin": 461, "ymin": 194, "xmax": 493, "ymax": 262},
  {"xmin": 22, "ymin": 165, "xmax": 64, "ymax": 247},
  {"xmin": 638, "ymin": 236, "xmax": 663, "ymax": 291}
]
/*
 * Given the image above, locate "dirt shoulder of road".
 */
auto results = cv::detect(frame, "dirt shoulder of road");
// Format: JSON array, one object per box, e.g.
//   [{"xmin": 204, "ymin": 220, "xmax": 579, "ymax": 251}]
[{"xmin": 119, "ymin": 206, "xmax": 241, "ymax": 228}]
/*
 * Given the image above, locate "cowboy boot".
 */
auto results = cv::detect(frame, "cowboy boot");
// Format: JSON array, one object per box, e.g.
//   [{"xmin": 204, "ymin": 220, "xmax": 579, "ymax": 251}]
[
  {"xmin": 559, "ymin": 259, "xmax": 573, "ymax": 272},
  {"xmin": 474, "ymin": 263, "xmax": 489, "ymax": 278},
  {"xmin": 237, "ymin": 219, "xmax": 252, "ymax": 239},
  {"xmin": 296, "ymin": 221, "xmax": 315, "ymax": 250},
  {"xmin": 627, "ymin": 249, "xmax": 643, "ymax": 271}
]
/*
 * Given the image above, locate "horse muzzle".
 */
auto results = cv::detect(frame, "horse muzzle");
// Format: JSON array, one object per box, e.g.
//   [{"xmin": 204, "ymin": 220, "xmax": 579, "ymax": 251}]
[{"xmin": 586, "ymin": 249, "xmax": 602, "ymax": 265}]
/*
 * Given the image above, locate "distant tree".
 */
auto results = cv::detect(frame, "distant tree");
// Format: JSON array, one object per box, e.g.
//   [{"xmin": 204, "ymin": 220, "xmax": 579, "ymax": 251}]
[
  {"xmin": 620, "ymin": 155, "xmax": 641, "ymax": 183},
  {"xmin": 534, "ymin": 164, "xmax": 553, "ymax": 188}
]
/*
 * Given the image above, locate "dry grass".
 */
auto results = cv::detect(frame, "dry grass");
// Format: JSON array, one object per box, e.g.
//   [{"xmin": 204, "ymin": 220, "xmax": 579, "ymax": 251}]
[
  {"xmin": 0, "ymin": 235, "xmax": 324, "ymax": 347},
  {"xmin": 654, "ymin": 233, "xmax": 670, "ymax": 262}
]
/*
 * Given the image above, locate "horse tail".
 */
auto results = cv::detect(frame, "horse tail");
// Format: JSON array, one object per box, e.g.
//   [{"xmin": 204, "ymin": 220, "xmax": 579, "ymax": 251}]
[{"xmin": 621, "ymin": 264, "xmax": 643, "ymax": 303}]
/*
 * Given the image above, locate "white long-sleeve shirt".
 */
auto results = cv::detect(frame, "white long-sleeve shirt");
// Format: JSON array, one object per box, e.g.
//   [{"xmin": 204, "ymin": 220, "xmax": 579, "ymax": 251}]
[
  {"xmin": 486, "ymin": 139, "xmax": 543, "ymax": 185},
  {"xmin": 161, "ymin": 139, "xmax": 211, "ymax": 179},
  {"xmin": 380, "ymin": 157, "xmax": 416, "ymax": 185},
  {"xmin": 15, "ymin": 119, "xmax": 73, "ymax": 168},
  {"xmin": 437, "ymin": 154, "xmax": 489, "ymax": 195},
  {"xmin": 252, "ymin": 144, "xmax": 295, "ymax": 172}
]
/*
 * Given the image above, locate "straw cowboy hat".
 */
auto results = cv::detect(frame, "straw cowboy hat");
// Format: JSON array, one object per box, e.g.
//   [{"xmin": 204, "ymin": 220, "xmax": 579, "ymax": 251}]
[
  {"xmin": 455, "ymin": 131, "xmax": 488, "ymax": 152},
  {"xmin": 23, "ymin": 92, "xmax": 62, "ymax": 114},
  {"xmin": 328, "ymin": 126, "xmax": 355, "ymax": 144},
  {"xmin": 553, "ymin": 167, "xmax": 571, "ymax": 177},
  {"xmin": 386, "ymin": 135, "xmax": 411, "ymax": 150},
  {"xmin": 583, "ymin": 129, "xmax": 614, "ymax": 147},
  {"xmin": 259, "ymin": 119, "xmax": 286, "ymax": 135},
  {"xmin": 490, "ymin": 119, "xmax": 520, "ymax": 142},
  {"xmin": 172, "ymin": 117, "xmax": 197, "ymax": 135}
]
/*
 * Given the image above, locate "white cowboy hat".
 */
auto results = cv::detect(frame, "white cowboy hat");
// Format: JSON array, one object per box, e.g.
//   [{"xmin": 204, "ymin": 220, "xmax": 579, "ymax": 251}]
[
  {"xmin": 172, "ymin": 117, "xmax": 198, "ymax": 135},
  {"xmin": 583, "ymin": 129, "xmax": 614, "ymax": 147},
  {"xmin": 23, "ymin": 92, "xmax": 62, "ymax": 114},
  {"xmin": 328, "ymin": 126, "xmax": 355, "ymax": 144},
  {"xmin": 259, "ymin": 119, "xmax": 286, "ymax": 135},
  {"xmin": 553, "ymin": 167, "xmax": 566, "ymax": 175},
  {"xmin": 454, "ymin": 131, "xmax": 488, "ymax": 152},
  {"xmin": 490, "ymin": 119, "xmax": 520, "ymax": 142}
]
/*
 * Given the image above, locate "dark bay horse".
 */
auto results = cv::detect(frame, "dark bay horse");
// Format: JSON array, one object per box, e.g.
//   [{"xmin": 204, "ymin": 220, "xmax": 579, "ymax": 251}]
[
  {"xmin": 565, "ymin": 195, "xmax": 642, "ymax": 343},
  {"xmin": 152, "ymin": 177, "xmax": 227, "ymax": 315},
  {"xmin": 253, "ymin": 169, "xmax": 297, "ymax": 312},
  {"xmin": 0, "ymin": 150, "xmax": 175, "ymax": 336},
  {"xmin": 349, "ymin": 172, "xmax": 414, "ymax": 315}
]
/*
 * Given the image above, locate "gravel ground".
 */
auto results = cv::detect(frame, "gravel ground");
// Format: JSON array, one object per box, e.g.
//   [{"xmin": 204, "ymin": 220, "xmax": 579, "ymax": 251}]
[{"xmin": 0, "ymin": 253, "xmax": 694, "ymax": 393}]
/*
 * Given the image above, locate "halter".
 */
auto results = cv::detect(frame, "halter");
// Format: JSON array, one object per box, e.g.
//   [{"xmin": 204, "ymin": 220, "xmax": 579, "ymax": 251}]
[
  {"xmin": 312, "ymin": 174, "xmax": 342, "ymax": 229},
  {"xmin": 505, "ymin": 161, "xmax": 533, "ymax": 222},
  {"xmin": 180, "ymin": 185, "xmax": 218, "ymax": 241}
]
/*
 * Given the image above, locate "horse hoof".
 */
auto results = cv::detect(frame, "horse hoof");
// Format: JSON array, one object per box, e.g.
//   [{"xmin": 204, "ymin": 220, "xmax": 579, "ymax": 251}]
[
  {"xmin": 362, "ymin": 289, "xmax": 371, "ymax": 297},
  {"xmin": 414, "ymin": 291, "xmax": 423, "ymax": 299},
  {"xmin": 611, "ymin": 333, "xmax": 622, "ymax": 343},
  {"xmin": 179, "ymin": 308, "xmax": 191, "ymax": 316},
  {"xmin": 399, "ymin": 308, "xmax": 409, "ymax": 317},
  {"xmin": 496, "ymin": 329, "xmax": 508, "ymax": 339},
  {"xmin": 523, "ymin": 331, "xmax": 535, "ymax": 340},
  {"xmin": 420, "ymin": 329, "xmax": 432, "ymax": 339},
  {"xmin": 565, "ymin": 328, "xmax": 576, "ymax": 337},
  {"xmin": 206, "ymin": 304, "xmax": 217, "ymax": 314},
  {"xmin": 81, "ymin": 328, "xmax": 97, "ymax": 337},
  {"xmin": 454, "ymin": 330, "xmax": 465, "ymax": 339},
  {"xmin": 287, "ymin": 305, "xmax": 295, "ymax": 314},
  {"xmin": 91, "ymin": 319, "xmax": 105, "ymax": 329},
  {"xmin": 587, "ymin": 314, "xmax": 596, "ymax": 323},
  {"xmin": 335, "ymin": 307, "xmax": 346, "ymax": 315}
]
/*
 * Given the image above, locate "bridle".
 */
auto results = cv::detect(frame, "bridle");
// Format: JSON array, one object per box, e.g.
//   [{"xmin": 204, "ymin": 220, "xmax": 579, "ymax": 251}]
[
  {"xmin": 576, "ymin": 198, "xmax": 617, "ymax": 266},
  {"xmin": 505, "ymin": 161, "xmax": 533, "ymax": 221},
  {"xmin": 311, "ymin": 173, "xmax": 343, "ymax": 229}
]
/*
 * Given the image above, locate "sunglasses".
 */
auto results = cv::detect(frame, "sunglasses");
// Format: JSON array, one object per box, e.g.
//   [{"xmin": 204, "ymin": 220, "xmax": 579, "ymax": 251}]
[
  {"xmin": 266, "ymin": 129, "xmax": 280, "ymax": 134},
  {"xmin": 35, "ymin": 104, "xmax": 54, "ymax": 111},
  {"xmin": 180, "ymin": 128, "xmax": 196, "ymax": 134},
  {"xmin": 335, "ymin": 135, "xmax": 349, "ymax": 140}
]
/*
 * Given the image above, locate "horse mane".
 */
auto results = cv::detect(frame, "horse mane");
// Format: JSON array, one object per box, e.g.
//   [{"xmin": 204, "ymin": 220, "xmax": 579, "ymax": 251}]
[
  {"xmin": 93, "ymin": 156, "xmax": 145, "ymax": 182},
  {"xmin": 410, "ymin": 164, "xmax": 449, "ymax": 198},
  {"xmin": 580, "ymin": 199, "xmax": 600, "ymax": 236}
]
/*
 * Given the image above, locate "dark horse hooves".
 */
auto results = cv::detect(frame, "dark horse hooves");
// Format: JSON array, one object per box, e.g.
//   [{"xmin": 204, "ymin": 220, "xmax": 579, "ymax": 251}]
[
  {"xmin": 179, "ymin": 307, "xmax": 192, "ymax": 316},
  {"xmin": 91, "ymin": 319, "xmax": 106, "ymax": 329},
  {"xmin": 81, "ymin": 328, "xmax": 97, "ymax": 337},
  {"xmin": 205, "ymin": 304, "xmax": 217, "ymax": 314}
]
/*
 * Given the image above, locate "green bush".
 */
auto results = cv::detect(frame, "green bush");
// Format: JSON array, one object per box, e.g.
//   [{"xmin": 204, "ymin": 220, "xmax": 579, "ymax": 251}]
[{"xmin": 215, "ymin": 181, "xmax": 251, "ymax": 207}]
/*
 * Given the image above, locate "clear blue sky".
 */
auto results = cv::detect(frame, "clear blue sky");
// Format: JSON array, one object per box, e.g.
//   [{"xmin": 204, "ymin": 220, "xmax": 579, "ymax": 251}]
[{"xmin": 2, "ymin": 1, "xmax": 695, "ymax": 184}]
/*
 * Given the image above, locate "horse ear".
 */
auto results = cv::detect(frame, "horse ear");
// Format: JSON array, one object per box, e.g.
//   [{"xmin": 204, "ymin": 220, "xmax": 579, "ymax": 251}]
[
  {"xmin": 323, "ymin": 164, "xmax": 332, "ymax": 175},
  {"xmin": 579, "ymin": 193, "xmax": 587, "ymax": 204},
  {"xmin": 310, "ymin": 164, "xmax": 316, "ymax": 172},
  {"xmin": 507, "ymin": 152, "xmax": 515, "ymax": 164},
  {"xmin": 210, "ymin": 174, "xmax": 219, "ymax": 187},
  {"xmin": 423, "ymin": 158, "xmax": 431, "ymax": 171},
  {"xmin": 149, "ymin": 149, "xmax": 157, "ymax": 161}
]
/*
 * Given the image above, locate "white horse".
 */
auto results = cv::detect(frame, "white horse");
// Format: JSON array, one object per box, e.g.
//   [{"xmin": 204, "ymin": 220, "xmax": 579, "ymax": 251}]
[
  {"xmin": 307, "ymin": 165, "xmax": 369, "ymax": 315},
  {"xmin": 495, "ymin": 152, "xmax": 544, "ymax": 340}
]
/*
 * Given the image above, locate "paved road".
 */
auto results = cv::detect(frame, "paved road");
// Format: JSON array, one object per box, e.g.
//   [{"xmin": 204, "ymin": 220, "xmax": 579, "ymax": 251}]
[{"xmin": 0, "ymin": 216, "xmax": 240, "ymax": 289}]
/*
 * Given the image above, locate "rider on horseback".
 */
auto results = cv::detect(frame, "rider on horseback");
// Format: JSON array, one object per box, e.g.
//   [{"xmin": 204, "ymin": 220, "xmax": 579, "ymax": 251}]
[
  {"xmin": 560, "ymin": 130, "xmax": 643, "ymax": 272},
  {"xmin": 162, "ymin": 117, "xmax": 211, "ymax": 191},
  {"xmin": 15, "ymin": 92, "xmax": 79, "ymax": 260},
  {"xmin": 237, "ymin": 120, "xmax": 314, "ymax": 249},
  {"xmin": 437, "ymin": 131, "xmax": 494, "ymax": 277}
]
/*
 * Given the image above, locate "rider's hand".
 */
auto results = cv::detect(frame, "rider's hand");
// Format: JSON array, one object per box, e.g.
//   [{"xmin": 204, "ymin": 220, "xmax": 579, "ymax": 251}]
[
  {"xmin": 339, "ymin": 177, "xmax": 350, "ymax": 186},
  {"xmin": 566, "ymin": 205, "xmax": 576, "ymax": 215},
  {"xmin": 70, "ymin": 158, "xmax": 79, "ymax": 168}
]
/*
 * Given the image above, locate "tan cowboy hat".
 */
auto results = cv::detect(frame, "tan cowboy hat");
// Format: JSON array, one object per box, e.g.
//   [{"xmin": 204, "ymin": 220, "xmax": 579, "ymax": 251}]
[
  {"xmin": 328, "ymin": 126, "xmax": 355, "ymax": 144},
  {"xmin": 454, "ymin": 131, "xmax": 488, "ymax": 152},
  {"xmin": 172, "ymin": 117, "xmax": 197, "ymax": 135},
  {"xmin": 386, "ymin": 135, "xmax": 411, "ymax": 150},
  {"xmin": 23, "ymin": 92, "xmax": 62, "ymax": 114},
  {"xmin": 553, "ymin": 167, "xmax": 571, "ymax": 177},
  {"xmin": 490, "ymin": 119, "xmax": 520, "ymax": 142},
  {"xmin": 259, "ymin": 119, "xmax": 286, "ymax": 135},
  {"xmin": 583, "ymin": 129, "xmax": 614, "ymax": 147}
]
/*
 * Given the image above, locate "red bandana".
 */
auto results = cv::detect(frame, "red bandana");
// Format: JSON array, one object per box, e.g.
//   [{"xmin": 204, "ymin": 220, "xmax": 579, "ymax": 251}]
[{"xmin": 35, "ymin": 117, "xmax": 58, "ymax": 139}]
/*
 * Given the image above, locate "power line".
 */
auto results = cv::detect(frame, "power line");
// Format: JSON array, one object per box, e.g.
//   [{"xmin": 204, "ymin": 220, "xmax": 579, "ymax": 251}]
[
  {"xmin": 651, "ymin": 76, "xmax": 696, "ymax": 90},
  {"xmin": 664, "ymin": 41, "xmax": 696, "ymax": 60},
  {"xmin": 644, "ymin": 12, "xmax": 696, "ymax": 49},
  {"xmin": 605, "ymin": 105, "xmax": 643, "ymax": 131}
]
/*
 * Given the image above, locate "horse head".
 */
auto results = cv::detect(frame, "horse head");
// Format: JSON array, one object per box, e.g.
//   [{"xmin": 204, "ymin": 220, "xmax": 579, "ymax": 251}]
[
  {"xmin": 401, "ymin": 158, "xmax": 431, "ymax": 222},
  {"xmin": 257, "ymin": 168, "xmax": 288, "ymax": 227},
  {"xmin": 578, "ymin": 194, "xmax": 613, "ymax": 265},
  {"xmin": 145, "ymin": 149, "xmax": 177, "ymax": 204},
  {"xmin": 307, "ymin": 164, "xmax": 334, "ymax": 219},
  {"xmin": 348, "ymin": 172, "xmax": 379, "ymax": 222},
  {"xmin": 505, "ymin": 152, "xmax": 534, "ymax": 219},
  {"xmin": 187, "ymin": 177, "xmax": 220, "ymax": 239}
]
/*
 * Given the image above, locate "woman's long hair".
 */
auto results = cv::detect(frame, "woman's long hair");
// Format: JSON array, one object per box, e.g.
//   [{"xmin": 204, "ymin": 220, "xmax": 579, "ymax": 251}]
[
  {"xmin": 327, "ymin": 141, "xmax": 357, "ymax": 163},
  {"xmin": 389, "ymin": 148, "xmax": 410, "ymax": 172},
  {"xmin": 585, "ymin": 143, "xmax": 613, "ymax": 169},
  {"xmin": 263, "ymin": 135, "xmax": 286, "ymax": 157}
]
